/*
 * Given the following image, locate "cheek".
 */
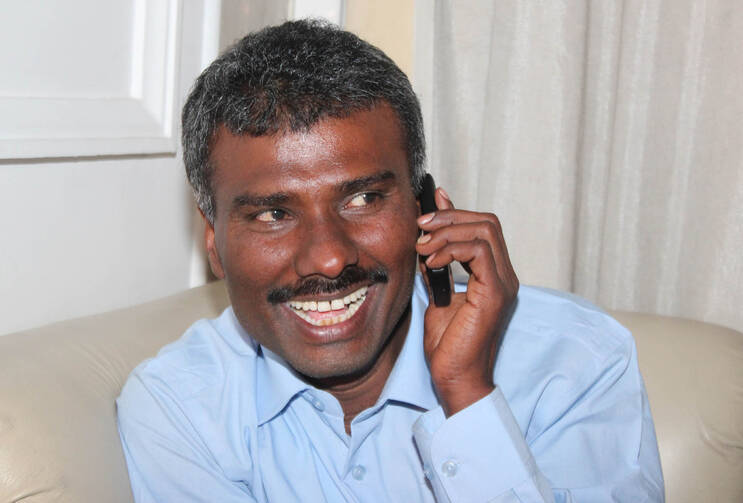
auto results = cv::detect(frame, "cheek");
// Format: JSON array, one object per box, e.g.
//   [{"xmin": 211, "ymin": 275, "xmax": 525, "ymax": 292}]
[
  {"xmin": 356, "ymin": 209, "xmax": 419, "ymax": 267},
  {"xmin": 222, "ymin": 231, "xmax": 297, "ymax": 288},
  {"xmin": 221, "ymin": 235, "xmax": 297, "ymax": 339}
]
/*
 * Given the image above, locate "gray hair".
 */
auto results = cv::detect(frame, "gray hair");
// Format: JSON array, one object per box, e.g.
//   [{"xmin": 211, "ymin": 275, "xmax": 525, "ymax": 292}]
[{"xmin": 181, "ymin": 19, "xmax": 426, "ymax": 223}]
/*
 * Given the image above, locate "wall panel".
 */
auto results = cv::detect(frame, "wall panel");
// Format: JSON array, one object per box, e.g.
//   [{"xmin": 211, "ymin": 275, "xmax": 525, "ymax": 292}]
[{"xmin": 0, "ymin": 0, "xmax": 220, "ymax": 335}]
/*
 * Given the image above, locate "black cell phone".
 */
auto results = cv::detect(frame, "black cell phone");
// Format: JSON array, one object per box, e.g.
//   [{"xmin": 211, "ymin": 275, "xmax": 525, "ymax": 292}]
[{"xmin": 419, "ymin": 174, "xmax": 452, "ymax": 307}]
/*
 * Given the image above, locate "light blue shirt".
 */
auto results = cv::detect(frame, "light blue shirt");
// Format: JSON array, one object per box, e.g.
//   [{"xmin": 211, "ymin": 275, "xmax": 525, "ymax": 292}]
[{"xmin": 117, "ymin": 277, "xmax": 664, "ymax": 502}]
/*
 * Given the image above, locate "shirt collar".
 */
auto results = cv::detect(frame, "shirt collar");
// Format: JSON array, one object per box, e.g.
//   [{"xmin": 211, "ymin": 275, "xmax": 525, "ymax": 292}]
[
  {"xmin": 252, "ymin": 274, "xmax": 439, "ymax": 425},
  {"xmin": 255, "ymin": 344, "xmax": 310, "ymax": 425},
  {"xmin": 376, "ymin": 276, "xmax": 439, "ymax": 411}
]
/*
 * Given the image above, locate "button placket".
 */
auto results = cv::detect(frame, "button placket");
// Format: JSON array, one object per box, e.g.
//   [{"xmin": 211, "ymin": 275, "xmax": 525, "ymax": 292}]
[{"xmin": 423, "ymin": 464, "xmax": 434, "ymax": 480}]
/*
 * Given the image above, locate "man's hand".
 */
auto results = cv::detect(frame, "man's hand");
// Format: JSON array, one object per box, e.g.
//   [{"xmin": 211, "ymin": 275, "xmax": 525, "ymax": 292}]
[{"xmin": 416, "ymin": 187, "xmax": 519, "ymax": 417}]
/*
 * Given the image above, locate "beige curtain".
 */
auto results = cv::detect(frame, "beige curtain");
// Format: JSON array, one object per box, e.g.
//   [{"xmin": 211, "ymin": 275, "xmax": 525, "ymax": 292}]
[{"xmin": 420, "ymin": 0, "xmax": 743, "ymax": 332}]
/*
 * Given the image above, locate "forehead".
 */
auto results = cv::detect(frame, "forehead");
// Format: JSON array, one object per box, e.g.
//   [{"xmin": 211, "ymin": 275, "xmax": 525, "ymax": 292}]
[{"xmin": 209, "ymin": 105, "xmax": 410, "ymax": 199}]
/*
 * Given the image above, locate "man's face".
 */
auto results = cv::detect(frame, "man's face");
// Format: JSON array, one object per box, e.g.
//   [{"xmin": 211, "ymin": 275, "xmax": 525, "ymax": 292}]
[{"xmin": 205, "ymin": 105, "xmax": 420, "ymax": 379}]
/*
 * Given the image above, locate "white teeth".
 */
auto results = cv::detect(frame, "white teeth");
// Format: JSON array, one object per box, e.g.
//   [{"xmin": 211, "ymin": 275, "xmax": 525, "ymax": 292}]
[
  {"xmin": 286, "ymin": 285, "xmax": 369, "ymax": 326},
  {"xmin": 317, "ymin": 301, "xmax": 331, "ymax": 312}
]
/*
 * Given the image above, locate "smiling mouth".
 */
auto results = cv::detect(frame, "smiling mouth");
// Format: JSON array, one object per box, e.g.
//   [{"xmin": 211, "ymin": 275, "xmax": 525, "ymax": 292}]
[{"xmin": 287, "ymin": 285, "xmax": 369, "ymax": 326}]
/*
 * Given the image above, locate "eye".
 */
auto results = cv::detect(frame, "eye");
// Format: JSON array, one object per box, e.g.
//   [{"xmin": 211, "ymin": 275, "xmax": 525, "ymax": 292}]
[
  {"xmin": 346, "ymin": 192, "xmax": 382, "ymax": 208},
  {"xmin": 254, "ymin": 209, "xmax": 289, "ymax": 222}
]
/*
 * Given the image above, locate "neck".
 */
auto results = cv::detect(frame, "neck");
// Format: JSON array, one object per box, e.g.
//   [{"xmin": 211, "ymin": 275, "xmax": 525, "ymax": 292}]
[{"xmin": 306, "ymin": 302, "xmax": 411, "ymax": 434}]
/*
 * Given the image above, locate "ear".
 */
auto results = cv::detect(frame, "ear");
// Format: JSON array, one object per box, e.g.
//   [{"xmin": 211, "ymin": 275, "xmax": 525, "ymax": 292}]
[{"xmin": 203, "ymin": 212, "xmax": 225, "ymax": 279}]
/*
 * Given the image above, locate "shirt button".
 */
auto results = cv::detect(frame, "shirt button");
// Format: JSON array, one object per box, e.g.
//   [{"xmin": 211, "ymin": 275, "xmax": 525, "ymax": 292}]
[
  {"xmin": 441, "ymin": 460, "xmax": 458, "ymax": 477},
  {"xmin": 312, "ymin": 399, "xmax": 325, "ymax": 411},
  {"xmin": 423, "ymin": 464, "xmax": 434, "ymax": 480},
  {"xmin": 351, "ymin": 465, "xmax": 366, "ymax": 480}
]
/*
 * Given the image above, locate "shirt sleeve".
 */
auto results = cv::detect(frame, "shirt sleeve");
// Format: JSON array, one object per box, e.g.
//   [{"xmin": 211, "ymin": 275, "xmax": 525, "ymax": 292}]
[
  {"xmin": 116, "ymin": 371, "xmax": 257, "ymax": 503},
  {"xmin": 412, "ymin": 338, "xmax": 664, "ymax": 502}
]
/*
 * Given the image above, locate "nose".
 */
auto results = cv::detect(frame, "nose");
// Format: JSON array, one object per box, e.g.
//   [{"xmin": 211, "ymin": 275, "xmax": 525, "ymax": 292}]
[{"xmin": 294, "ymin": 214, "xmax": 359, "ymax": 279}]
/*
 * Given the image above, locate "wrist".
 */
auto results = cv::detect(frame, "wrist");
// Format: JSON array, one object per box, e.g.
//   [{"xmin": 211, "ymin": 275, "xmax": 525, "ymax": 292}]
[{"xmin": 436, "ymin": 381, "xmax": 495, "ymax": 417}]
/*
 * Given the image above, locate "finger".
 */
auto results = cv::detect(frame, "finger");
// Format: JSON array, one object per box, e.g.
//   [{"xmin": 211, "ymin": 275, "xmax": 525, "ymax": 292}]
[
  {"xmin": 417, "ymin": 187, "xmax": 455, "ymax": 228},
  {"xmin": 417, "ymin": 219, "xmax": 515, "ymax": 286},
  {"xmin": 417, "ymin": 210, "xmax": 518, "ymax": 293},
  {"xmin": 425, "ymin": 239, "xmax": 498, "ymax": 287},
  {"xmin": 417, "ymin": 221, "xmax": 499, "ymax": 259},
  {"xmin": 418, "ymin": 209, "xmax": 500, "ymax": 232},
  {"xmin": 426, "ymin": 240, "xmax": 518, "ymax": 323},
  {"xmin": 435, "ymin": 187, "xmax": 455, "ymax": 211}
]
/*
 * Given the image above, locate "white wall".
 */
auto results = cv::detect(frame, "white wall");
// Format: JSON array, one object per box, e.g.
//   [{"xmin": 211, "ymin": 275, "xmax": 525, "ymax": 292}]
[
  {"xmin": 0, "ymin": 0, "xmax": 221, "ymax": 335},
  {"xmin": 0, "ymin": 0, "xmax": 418, "ymax": 336}
]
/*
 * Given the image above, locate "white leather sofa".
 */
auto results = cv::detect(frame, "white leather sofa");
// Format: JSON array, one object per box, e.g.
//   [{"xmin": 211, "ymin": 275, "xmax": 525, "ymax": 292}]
[{"xmin": 1, "ymin": 281, "xmax": 741, "ymax": 502}]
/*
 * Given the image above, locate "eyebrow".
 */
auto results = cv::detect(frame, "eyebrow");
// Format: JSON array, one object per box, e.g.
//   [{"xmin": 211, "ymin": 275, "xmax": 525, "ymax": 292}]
[
  {"xmin": 232, "ymin": 192, "xmax": 290, "ymax": 210},
  {"xmin": 337, "ymin": 170, "xmax": 396, "ymax": 194},
  {"xmin": 230, "ymin": 170, "xmax": 397, "ymax": 211}
]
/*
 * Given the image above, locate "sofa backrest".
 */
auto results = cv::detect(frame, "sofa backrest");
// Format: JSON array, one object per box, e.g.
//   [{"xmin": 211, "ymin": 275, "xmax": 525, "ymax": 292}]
[
  {"xmin": 612, "ymin": 310, "xmax": 743, "ymax": 503},
  {"xmin": 0, "ymin": 282, "xmax": 229, "ymax": 503}
]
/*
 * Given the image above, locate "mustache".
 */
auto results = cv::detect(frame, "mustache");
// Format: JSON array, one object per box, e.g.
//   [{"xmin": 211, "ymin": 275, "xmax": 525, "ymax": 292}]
[{"xmin": 267, "ymin": 266, "xmax": 388, "ymax": 304}]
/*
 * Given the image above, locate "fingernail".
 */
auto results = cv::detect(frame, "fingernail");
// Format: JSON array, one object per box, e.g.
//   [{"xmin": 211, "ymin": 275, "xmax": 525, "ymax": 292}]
[
  {"xmin": 438, "ymin": 187, "xmax": 451, "ymax": 201},
  {"xmin": 417, "ymin": 233, "xmax": 431, "ymax": 244},
  {"xmin": 418, "ymin": 213, "xmax": 434, "ymax": 225},
  {"xmin": 425, "ymin": 253, "xmax": 436, "ymax": 266}
]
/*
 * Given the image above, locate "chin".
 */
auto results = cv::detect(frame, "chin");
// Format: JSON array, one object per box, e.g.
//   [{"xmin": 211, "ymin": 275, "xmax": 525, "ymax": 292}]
[{"xmin": 291, "ymin": 345, "xmax": 381, "ymax": 382}]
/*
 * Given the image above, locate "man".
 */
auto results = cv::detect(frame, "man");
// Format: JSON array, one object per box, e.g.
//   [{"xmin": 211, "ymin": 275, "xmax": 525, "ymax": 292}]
[{"xmin": 117, "ymin": 20, "xmax": 664, "ymax": 502}]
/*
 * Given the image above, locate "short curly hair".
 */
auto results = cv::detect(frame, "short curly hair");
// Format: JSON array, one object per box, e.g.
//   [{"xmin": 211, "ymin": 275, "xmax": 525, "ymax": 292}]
[{"xmin": 181, "ymin": 19, "xmax": 426, "ymax": 223}]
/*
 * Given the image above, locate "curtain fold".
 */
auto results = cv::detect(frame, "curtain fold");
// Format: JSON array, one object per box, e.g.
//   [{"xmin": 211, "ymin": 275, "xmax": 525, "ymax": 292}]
[{"xmin": 423, "ymin": 0, "xmax": 743, "ymax": 332}]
